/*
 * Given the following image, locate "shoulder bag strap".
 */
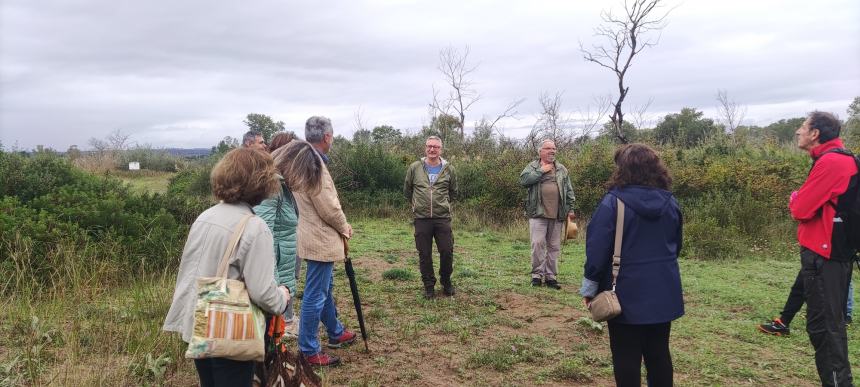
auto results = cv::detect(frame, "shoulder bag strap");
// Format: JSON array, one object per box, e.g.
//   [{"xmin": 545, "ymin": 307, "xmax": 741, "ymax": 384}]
[
  {"xmin": 611, "ymin": 197, "xmax": 625, "ymax": 290},
  {"xmin": 215, "ymin": 214, "xmax": 254, "ymax": 278}
]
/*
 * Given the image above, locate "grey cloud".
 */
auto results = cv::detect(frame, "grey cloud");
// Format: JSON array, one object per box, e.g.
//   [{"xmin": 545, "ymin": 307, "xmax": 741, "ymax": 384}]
[{"xmin": 1, "ymin": 0, "xmax": 859, "ymax": 150}]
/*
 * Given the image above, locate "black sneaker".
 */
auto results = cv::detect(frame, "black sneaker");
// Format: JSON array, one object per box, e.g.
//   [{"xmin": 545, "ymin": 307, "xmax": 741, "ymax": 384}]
[
  {"xmin": 443, "ymin": 285, "xmax": 455, "ymax": 296},
  {"xmin": 545, "ymin": 279, "xmax": 561, "ymax": 290},
  {"xmin": 758, "ymin": 318, "xmax": 790, "ymax": 336},
  {"xmin": 531, "ymin": 278, "xmax": 542, "ymax": 287},
  {"xmin": 423, "ymin": 288, "xmax": 435, "ymax": 299}
]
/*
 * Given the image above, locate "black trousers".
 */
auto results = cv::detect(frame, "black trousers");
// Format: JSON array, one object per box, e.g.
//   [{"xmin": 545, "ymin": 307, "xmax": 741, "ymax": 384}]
[
  {"xmin": 780, "ymin": 266, "xmax": 854, "ymax": 326},
  {"xmin": 780, "ymin": 270, "xmax": 806, "ymax": 325},
  {"xmin": 607, "ymin": 321, "xmax": 673, "ymax": 387},
  {"xmin": 801, "ymin": 248, "xmax": 853, "ymax": 387},
  {"xmin": 194, "ymin": 358, "xmax": 254, "ymax": 387},
  {"xmin": 414, "ymin": 218, "xmax": 454, "ymax": 289}
]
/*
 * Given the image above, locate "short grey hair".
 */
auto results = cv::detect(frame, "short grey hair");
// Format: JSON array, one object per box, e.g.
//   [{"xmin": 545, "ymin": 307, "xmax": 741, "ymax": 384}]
[
  {"xmin": 426, "ymin": 135, "xmax": 443, "ymax": 147},
  {"xmin": 539, "ymin": 139, "xmax": 556, "ymax": 148},
  {"xmin": 243, "ymin": 130, "xmax": 261, "ymax": 146},
  {"xmin": 305, "ymin": 116, "xmax": 333, "ymax": 144}
]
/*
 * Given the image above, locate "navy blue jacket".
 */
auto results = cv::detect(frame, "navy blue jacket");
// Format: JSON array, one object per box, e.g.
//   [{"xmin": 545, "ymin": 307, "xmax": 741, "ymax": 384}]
[{"xmin": 580, "ymin": 186, "xmax": 684, "ymax": 324}]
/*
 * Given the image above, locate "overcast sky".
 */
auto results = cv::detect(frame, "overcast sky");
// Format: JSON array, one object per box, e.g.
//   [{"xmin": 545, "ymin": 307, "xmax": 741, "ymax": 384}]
[{"xmin": 1, "ymin": 0, "xmax": 858, "ymax": 150}]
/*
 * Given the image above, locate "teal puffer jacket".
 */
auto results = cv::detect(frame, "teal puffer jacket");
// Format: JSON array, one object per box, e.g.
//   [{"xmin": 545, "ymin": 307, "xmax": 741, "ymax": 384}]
[{"xmin": 254, "ymin": 179, "xmax": 298, "ymax": 294}]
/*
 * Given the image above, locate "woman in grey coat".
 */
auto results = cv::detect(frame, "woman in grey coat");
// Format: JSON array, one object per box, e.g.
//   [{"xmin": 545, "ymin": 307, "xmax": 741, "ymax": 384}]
[{"xmin": 164, "ymin": 148, "xmax": 290, "ymax": 387}]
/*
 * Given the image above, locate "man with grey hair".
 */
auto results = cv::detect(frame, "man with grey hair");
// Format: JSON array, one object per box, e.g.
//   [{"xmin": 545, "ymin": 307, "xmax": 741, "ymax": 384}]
[
  {"xmin": 305, "ymin": 116, "xmax": 335, "ymax": 162},
  {"xmin": 242, "ymin": 130, "xmax": 265, "ymax": 151},
  {"xmin": 519, "ymin": 139, "xmax": 576, "ymax": 290},
  {"xmin": 294, "ymin": 115, "xmax": 357, "ymax": 367},
  {"xmin": 404, "ymin": 135, "xmax": 458, "ymax": 299}
]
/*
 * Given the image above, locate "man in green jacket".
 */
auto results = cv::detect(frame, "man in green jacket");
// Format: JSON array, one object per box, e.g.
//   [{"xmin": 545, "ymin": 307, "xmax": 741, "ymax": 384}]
[
  {"xmin": 404, "ymin": 136, "xmax": 458, "ymax": 299},
  {"xmin": 519, "ymin": 140, "xmax": 575, "ymax": 290}
]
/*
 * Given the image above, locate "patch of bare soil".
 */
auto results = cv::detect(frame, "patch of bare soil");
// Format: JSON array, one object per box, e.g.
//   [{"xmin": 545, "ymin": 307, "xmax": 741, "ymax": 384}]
[{"xmin": 316, "ymin": 288, "xmax": 616, "ymax": 386}]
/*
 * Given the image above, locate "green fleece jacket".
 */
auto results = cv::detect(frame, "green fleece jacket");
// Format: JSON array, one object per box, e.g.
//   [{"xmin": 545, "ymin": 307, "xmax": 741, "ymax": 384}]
[
  {"xmin": 253, "ymin": 180, "xmax": 298, "ymax": 294},
  {"xmin": 519, "ymin": 160, "xmax": 576, "ymax": 220},
  {"xmin": 404, "ymin": 157, "xmax": 457, "ymax": 219}
]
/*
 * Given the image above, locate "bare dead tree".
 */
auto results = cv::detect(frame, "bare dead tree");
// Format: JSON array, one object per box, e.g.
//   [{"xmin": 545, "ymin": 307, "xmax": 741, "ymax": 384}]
[
  {"xmin": 536, "ymin": 92, "xmax": 570, "ymax": 148},
  {"xmin": 629, "ymin": 98, "xmax": 654, "ymax": 130},
  {"xmin": 353, "ymin": 107, "xmax": 368, "ymax": 132},
  {"xmin": 573, "ymin": 95, "xmax": 613, "ymax": 140},
  {"xmin": 431, "ymin": 45, "xmax": 480, "ymax": 137},
  {"xmin": 106, "ymin": 129, "xmax": 132, "ymax": 151},
  {"xmin": 715, "ymin": 89, "xmax": 747, "ymax": 132},
  {"xmin": 476, "ymin": 98, "xmax": 526, "ymax": 136},
  {"xmin": 581, "ymin": 0, "xmax": 671, "ymax": 143}
]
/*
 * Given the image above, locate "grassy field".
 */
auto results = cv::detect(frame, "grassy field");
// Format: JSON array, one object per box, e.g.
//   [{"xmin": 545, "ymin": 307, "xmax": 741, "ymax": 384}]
[
  {"xmin": 114, "ymin": 170, "xmax": 175, "ymax": 194},
  {"xmin": 2, "ymin": 216, "xmax": 857, "ymax": 386}
]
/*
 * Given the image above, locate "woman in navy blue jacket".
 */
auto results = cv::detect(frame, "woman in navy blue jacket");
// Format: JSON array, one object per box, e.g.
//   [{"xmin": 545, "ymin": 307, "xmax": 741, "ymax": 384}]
[{"xmin": 580, "ymin": 144, "xmax": 684, "ymax": 387}]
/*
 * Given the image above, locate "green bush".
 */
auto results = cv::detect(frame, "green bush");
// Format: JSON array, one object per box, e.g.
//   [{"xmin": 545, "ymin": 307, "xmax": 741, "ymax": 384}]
[{"xmin": 0, "ymin": 151, "xmax": 188, "ymax": 293}]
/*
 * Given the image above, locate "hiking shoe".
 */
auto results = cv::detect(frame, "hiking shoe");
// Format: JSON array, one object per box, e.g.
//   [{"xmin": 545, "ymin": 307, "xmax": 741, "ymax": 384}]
[
  {"xmin": 531, "ymin": 278, "xmax": 542, "ymax": 287},
  {"xmin": 758, "ymin": 318, "xmax": 790, "ymax": 336},
  {"xmin": 545, "ymin": 279, "xmax": 561, "ymax": 290},
  {"xmin": 424, "ymin": 288, "xmax": 435, "ymax": 299},
  {"xmin": 304, "ymin": 352, "xmax": 341, "ymax": 367},
  {"xmin": 327, "ymin": 329, "xmax": 357, "ymax": 349},
  {"xmin": 443, "ymin": 285, "xmax": 456, "ymax": 296}
]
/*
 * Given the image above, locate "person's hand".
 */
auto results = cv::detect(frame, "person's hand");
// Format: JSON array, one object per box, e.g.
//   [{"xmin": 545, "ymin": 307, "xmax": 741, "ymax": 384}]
[
  {"xmin": 279, "ymin": 285, "xmax": 291, "ymax": 303},
  {"xmin": 583, "ymin": 297, "xmax": 592, "ymax": 309},
  {"xmin": 790, "ymin": 190, "xmax": 798, "ymax": 204},
  {"xmin": 343, "ymin": 224, "xmax": 354, "ymax": 239},
  {"xmin": 540, "ymin": 163, "xmax": 554, "ymax": 173}
]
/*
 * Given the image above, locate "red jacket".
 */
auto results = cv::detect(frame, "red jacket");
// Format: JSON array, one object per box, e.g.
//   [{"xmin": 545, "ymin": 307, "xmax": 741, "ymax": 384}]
[{"xmin": 789, "ymin": 138, "xmax": 857, "ymax": 259}]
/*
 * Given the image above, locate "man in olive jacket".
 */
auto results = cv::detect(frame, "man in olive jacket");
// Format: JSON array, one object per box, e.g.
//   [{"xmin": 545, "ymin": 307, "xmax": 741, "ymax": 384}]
[
  {"xmin": 404, "ymin": 136, "xmax": 458, "ymax": 299},
  {"xmin": 519, "ymin": 140, "xmax": 575, "ymax": 289}
]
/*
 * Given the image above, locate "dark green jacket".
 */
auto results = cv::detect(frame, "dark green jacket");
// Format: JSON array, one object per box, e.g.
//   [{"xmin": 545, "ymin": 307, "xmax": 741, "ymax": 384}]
[
  {"xmin": 519, "ymin": 160, "xmax": 576, "ymax": 220},
  {"xmin": 404, "ymin": 158, "xmax": 457, "ymax": 219},
  {"xmin": 253, "ymin": 178, "xmax": 298, "ymax": 294}
]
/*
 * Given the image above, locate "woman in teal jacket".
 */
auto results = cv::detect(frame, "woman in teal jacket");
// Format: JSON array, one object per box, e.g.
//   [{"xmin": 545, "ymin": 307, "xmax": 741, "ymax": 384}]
[{"xmin": 254, "ymin": 133, "xmax": 300, "ymax": 332}]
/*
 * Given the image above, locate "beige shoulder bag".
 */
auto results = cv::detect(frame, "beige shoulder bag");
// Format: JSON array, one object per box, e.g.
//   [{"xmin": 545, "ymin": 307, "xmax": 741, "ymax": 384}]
[
  {"xmin": 589, "ymin": 198, "xmax": 624, "ymax": 322},
  {"xmin": 185, "ymin": 214, "xmax": 267, "ymax": 362}
]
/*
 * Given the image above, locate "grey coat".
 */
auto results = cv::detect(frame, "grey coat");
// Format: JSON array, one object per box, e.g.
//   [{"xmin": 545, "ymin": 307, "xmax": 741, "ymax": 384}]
[{"xmin": 163, "ymin": 202, "xmax": 288, "ymax": 342}]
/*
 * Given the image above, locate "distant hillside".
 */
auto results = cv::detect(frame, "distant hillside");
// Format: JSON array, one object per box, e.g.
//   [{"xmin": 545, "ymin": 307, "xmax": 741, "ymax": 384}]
[{"xmin": 164, "ymin": 148, "xmax": 211, "ymax": 158}]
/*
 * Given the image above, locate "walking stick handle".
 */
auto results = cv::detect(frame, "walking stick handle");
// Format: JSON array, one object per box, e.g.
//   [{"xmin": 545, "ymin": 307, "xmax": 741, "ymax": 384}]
[{"xmin": 342, "ymin": 237, "xmax": 349, "ymax": 258}]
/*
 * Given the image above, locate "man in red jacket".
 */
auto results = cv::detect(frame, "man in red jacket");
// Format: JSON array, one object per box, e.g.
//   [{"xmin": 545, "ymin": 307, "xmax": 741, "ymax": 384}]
[{"xmin": 790, "ymin": 111, "xmax": 856, "ymax": 386}]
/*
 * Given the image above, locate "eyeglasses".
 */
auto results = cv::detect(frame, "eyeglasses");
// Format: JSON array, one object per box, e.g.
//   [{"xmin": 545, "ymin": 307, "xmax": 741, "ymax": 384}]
[{"xmin": 426, "ymin": 145, "xmax": 441, "ymax": 149}]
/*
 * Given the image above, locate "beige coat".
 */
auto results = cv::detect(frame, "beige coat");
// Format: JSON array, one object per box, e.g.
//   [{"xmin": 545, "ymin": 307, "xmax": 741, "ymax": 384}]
[
  {"xmin": 163, "ymin": 202, "xmax": 288, "ymax": 342},
  {"xmin": 293, "ymin": 163, "xmax": 350, "ymax": 262}
]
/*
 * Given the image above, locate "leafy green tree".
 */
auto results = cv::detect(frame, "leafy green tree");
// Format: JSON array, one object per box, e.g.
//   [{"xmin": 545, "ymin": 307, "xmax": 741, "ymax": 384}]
[
  {"xmin": 426, "ymin": 114, "xmax": 461, "ymax": 142},
  {"xmin": 371, "ymin": 125, "xmax": 402, "ymax": 144},
  {"xmin": 65, "ymin": 145, "xmax": 82, "ymax": 161},
  {"xmin": 211, "ymin": 136, "xmax": 239, "ymax": 155},
  {"xmin": 654, "ymin": 108, "xmax": 721, "ymax": 147},
  {"xmin": 352, "ymin": 129, "xmax": 372, "ymax": 143},
  {"xmin": 599, "ymin": 120, "xmax": 636, "ymax": 143},
  {"xmin": 243, "ymin": 113, "xmax": 285, "ymax": 143},
  {"xmin": 845, "ymin": 96, "xmax": 860, "ymax": 148},
  {"xmin": 762, "ymin": 117, "xmax": 805, "ymax": 144}
]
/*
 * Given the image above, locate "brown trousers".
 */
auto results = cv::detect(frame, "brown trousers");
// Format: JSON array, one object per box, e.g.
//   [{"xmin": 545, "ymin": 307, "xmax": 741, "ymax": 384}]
[
  {"xmin": 414, "ymin": 218, "xmax": 454, "ymax": 289},
  {"xmin": 529, "ymin": 217, "xmax": 563, "ymax": 281}
]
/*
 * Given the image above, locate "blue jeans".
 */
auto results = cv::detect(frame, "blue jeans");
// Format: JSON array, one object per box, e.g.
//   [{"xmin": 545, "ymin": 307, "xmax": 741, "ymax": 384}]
[
  {"xmin": 299, "ymin": 260, "xmax": 345, "ymax": 355},
  {"xmin": 847, "ymin": 279, "xmax": 854, "ymax": 319}
]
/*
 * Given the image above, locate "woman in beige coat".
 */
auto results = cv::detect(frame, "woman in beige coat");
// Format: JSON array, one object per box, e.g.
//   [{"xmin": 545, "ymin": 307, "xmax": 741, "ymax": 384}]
[
  {"xmin": 277, "ymin": 117, "xmax": 356, "ymax": 367},
  {"xmin": 163, "ymin": 148, "xmax": 290, "ymax": 387}
]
